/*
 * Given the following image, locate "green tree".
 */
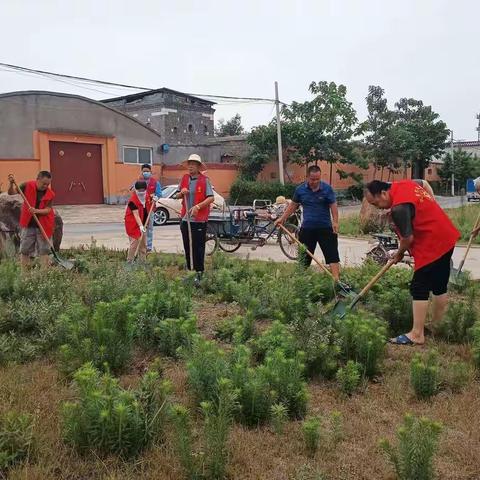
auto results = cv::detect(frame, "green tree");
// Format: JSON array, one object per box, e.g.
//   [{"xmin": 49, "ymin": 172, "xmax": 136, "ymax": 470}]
[
  {"xmin": 438, "ymin": 149, "xmax": 480, "ymax": 193},
  {"xmin": 215, "ymin": 113, "xmax": 245, "ymax": 137},
  {"xmin": 392, "ymin": 98, "xmax": 449, "ymax": 179},
  {"xmin": 243, "ymin": 81, "xmax": 366, "ymax": 183}
]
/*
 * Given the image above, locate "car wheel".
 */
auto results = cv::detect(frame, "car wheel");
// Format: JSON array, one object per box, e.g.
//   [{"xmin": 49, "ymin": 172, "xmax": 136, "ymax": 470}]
[{"xmin": 153, "ymin": 208, "xmax": 169, "ymax": 226}]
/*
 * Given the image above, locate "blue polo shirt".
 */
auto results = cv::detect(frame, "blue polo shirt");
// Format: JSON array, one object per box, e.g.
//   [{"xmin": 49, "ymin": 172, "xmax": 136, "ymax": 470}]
[{"xmin": 292, "ymin": 181, "xmax": 336, "ymax": 229}]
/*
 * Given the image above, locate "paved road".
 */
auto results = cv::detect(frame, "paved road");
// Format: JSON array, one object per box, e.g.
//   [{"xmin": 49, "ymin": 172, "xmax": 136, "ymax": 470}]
[{"xmin": 62, "ymin": 221, "xmax": 480, "ymax": 279}]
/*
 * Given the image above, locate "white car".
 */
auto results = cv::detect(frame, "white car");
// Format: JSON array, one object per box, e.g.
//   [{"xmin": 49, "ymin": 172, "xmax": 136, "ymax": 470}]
[{"xmin": 154, "ymin": 184, "xmax": 226, "ymax": 226}]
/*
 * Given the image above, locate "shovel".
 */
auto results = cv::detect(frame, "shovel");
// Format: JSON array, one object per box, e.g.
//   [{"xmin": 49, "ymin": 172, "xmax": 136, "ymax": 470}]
[
  {"xmin": 12, "ymin": 178, "xmax": 75, "ymax": 270},
  {"xmin": 450, "ymin": 210, "xmax": 480, "ymax": 284},
  {"xmin": 277, "ymin": 223, "xmax": 356, "ymax": 299},
  {"xmin": 332, "ymin": 258, "xmax": 396, "ymax": 318}
]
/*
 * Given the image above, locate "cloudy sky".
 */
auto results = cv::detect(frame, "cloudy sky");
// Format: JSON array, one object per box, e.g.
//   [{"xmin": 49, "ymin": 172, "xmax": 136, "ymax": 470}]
[{"xmin": 0, "ymin": 0, "xmax": 478, "ymax": 140}]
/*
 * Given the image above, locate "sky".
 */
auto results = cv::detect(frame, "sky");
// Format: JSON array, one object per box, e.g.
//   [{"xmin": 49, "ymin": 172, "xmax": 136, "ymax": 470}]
[{"xmin": 0, "ymin": 0, "xmax": 479, "ymax": 140}]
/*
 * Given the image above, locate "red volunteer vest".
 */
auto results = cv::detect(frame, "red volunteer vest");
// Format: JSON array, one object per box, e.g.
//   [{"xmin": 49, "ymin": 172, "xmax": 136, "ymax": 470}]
[
  {"xmin": 390, "ymin": 180, "xmax": 460, "ymax": 270},
  {"xmin": 124, "ymin": 192, "xmax": 152, "ymax": 239},
  {"xmin": 19, "ymin": 181, "xmax": 55, "ymax": 238},
  {"xmin": 179, "ymin": 173, "xmax": 211, "ymax": 222}
]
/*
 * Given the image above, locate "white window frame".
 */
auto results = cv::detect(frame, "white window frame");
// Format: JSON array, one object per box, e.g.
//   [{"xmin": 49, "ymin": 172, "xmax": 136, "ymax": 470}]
[{"xmin": 123, "ymin": 146, "xmax": 153, "ymax": 164}]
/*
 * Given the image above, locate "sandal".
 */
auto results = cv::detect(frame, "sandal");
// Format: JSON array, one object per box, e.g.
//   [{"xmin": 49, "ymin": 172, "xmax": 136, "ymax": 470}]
[{"xmin": 389, "ymin": 334, "xmax": 423, "ymax": 346}]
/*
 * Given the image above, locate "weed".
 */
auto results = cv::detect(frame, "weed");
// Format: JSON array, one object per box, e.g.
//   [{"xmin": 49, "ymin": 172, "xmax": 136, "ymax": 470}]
[
  {"xmin": 0, "ymin": 411, "xmax": 34, "ymax": 472},
  {"xmin": 292, "ymin": 464, "xmax": 328, "ymax": 480},
  {"xmin": 336, "ymin": 361, "xmax": 362, "ymax": 396},
  {"xmin": 380, "ymin": 414, "xmax": 442, "ymax": 480},
  {"xmin": 441, "ymin": 361, "xmax": 472, "ymax": 393},
  {"xmin": 62, "ymin": 363, "xmax": 171, "ymax": 457},
  {"xmin": 410, "ymin": 350, "xmax": 439, "ymax": 400}
]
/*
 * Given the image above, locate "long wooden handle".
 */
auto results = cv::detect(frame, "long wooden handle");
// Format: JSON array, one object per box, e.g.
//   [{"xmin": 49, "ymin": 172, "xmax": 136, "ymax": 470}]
[
  {"xmin": 12, "ymin": 178, "xmax": 54, "ymax": 251},
  {"xmin": 134, "ymin": 199, "xmax": 156, "ymax": 258},
  {"xmin": 350, "ymin": 259, "xmax": 396, "ymax": 309},
  {"xmin": 458, "ymin": 211, "xmax": 480, "ymax": 273},
  {"xmin": 278, "ymin": 223, "xmax": 333, "ymax": 278}
]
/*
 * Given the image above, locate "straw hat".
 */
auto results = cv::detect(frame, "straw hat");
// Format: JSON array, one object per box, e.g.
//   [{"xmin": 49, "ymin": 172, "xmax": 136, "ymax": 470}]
[
  {"xmin": 184, "ymin": 153, "xmax": 206, "ymax": 170},
  {"xmin": 275, "ymin": 195, "xmax": 287, "ymax": 204}
]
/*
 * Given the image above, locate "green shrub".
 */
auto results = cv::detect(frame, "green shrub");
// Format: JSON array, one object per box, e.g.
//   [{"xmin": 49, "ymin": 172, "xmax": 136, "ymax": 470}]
[
  {"xmin": 302, "ymin": 417, "xmax": 322, "ymax": 457},
  {"xmin": 0, "ymin": 260, "xmax": 18, "ymax": 301},
  {"xmin": 154, "ymin": 316, "xmax": 197, "ymax": 357},
  {"xmin": 410, "ymin": 350, "xmax": 439, "ymax": 400},
  {"xmin": 368, "ymin": 287, "xmax": 412, "ymax": 337},
  {"xmin": 201, "ymin": 378, "xmax": 238, "ymax": 480},
  {"xmin": 270, "ymin": 403, "xmax": 288, "ymax": 435},
  {"xmin": 329, "ymin": 410, "xmax": 344, "ymax": 446},
  {"xmin": 184, "ymin": 336, "xmax": 230, "ymax": 404},
  {"xmin": 380, "ymin": 414, "xmax": 442, "ymax": 480},
  {"xmin": 59, "ymin": 296, "xmax": 136, "ymax": 375},
  {"xmin": 229, "ymin": 178, "xmax": 296, "ymax": 205},
  {"xmin": 258, "ymin": 349, "xmax": 308, "ymax": 419},
  {"xmin": 336, "ymin": 360, "xmax": 362, "ymax": 395},
  {"xmin": 0, "ymin": 411, "xmax": 34, "ymax": 472},
  {"xmin": 441, "ymin": 361, "xmax": 472, "ymax": 393},
  {"xmin": 472, "ymin": 320, "xmax": 480, "ymax": 369},
  {"xmin": 62, "ymin": 363, "xmax": 171, "ymax": 458},
  {"xmin": 252, "ymin": 321, "xmax": 297, "ymax": 360},
  {"xmin": 215, "ymin": 312, "xmax": 255, "ymax": 344},
  {"xmin": 434, "ymin": 290, "xmax": 478, "ymax": 343},
  {"xmin": 337, "ymin": 312, "xmax": 387, "ymax": 377}
]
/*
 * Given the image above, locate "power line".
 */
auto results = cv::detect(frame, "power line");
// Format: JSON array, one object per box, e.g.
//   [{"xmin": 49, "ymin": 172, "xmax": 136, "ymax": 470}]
[{"xmin": 0, "ymin": 62, "xmax": 283, "ymax": 104}]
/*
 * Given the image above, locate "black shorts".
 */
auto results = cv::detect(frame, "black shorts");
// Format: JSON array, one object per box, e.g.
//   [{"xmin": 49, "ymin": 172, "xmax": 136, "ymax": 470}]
[
  {"xmin": 410, "ymin": 248, "xmax": 454, "ymax": 301},
  {"xmin": 298, "ymin": 227, "xmax": 340, "ymax": 266}
]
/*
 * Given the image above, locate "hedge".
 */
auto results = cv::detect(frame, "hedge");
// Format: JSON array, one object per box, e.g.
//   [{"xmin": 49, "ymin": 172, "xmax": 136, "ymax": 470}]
[{"xmin": 229, "ymin": 179, "xmax": 297, "ymax": 205}]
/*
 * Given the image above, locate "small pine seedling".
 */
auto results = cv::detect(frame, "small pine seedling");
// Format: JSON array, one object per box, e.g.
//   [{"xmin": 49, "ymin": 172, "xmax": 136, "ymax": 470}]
[
  {"xmin": 270, "ymin": 403, "xmax": 289, "ymax": 435},
  {"xmin": 302, "ymin": 417, "xmax": 322, "ymax": 457},
  {"xmin": 336, "ymin": 361, "xmax": 362, "ymax": 395},
  {"xmin": 410, "ymin": 350, "xmax": 439, "ymax": 399}
]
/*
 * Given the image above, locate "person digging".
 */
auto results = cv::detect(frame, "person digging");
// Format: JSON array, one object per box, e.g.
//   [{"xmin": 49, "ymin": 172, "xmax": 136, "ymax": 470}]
[
  {"xmin": 7, "ymin": 171, "xmax": 55, "ymax": 267},
  {"xmin": 125, "ymin": 180, "xmax": 154, "ymax": 263},
  {"xmin": 175, "ymin": 154, "xmax": 214, "ymax": 287},
  {"xmin": 365, "ymin": 179, "xmax": 460, "ymax": 346}
]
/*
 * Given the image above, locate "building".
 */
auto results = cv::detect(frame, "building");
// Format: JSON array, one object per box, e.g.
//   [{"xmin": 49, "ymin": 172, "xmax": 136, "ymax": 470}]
[
  {"xmin": 0, "ymin": 90, "xmax": 164, "ymax": 204},
  {"xmin": 102, "ymin": 88, "xmax": 215, "ymax": 145}
]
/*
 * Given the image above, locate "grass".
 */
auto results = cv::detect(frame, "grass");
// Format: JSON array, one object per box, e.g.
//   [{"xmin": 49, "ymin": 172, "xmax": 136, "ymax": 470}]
[
  {"xmin": 339, "ymin": 203, "xmax": 480, "ymax": 244},
  {"xmin": 0, "ymin": 249, "xmax": 479, "ymax": 479}
]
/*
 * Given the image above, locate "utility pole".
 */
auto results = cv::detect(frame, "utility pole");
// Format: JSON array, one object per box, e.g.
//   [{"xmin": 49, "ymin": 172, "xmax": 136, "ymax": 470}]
[
  {"xmin": 476, "ymin": 113, "xmax": 480, "ymax": 141},
  {"xmin": 274, "ymin": 81, "xmax": 285, "ymax": 185},
  {"xmin": 450, "ymin": 130, "xmax": 455, "ymax": 196}
]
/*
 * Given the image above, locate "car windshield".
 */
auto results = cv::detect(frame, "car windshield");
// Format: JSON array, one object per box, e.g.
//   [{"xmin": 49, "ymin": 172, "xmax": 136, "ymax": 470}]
[{"xmin": 161, "ymin": 186, "xmax": 178, "ymax": 198}]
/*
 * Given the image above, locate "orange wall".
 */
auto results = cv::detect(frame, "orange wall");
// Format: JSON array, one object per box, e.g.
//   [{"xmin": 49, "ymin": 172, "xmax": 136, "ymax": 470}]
[{"xmin": 0, "ymin": 159, "xmax": 40, "ymax": 192}]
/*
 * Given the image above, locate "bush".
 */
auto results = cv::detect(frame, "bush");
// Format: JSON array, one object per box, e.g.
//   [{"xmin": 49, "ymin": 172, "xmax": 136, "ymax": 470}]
[
  {"xmin": 229, "ymin": 178, "xmax": 296, "ymax": 205},
  {"xmin": 252, "ymin": 321, "xmax": 297, "ymax": 360},
  {"xmin": 0, "ymin": 411, "xmax": 34, "ymax": 472},
  {"xmin": 380, "ymin": 414, "xmax": 442, "ymax": 480},
  {"xmin": 434, "ymin": 290, "xmax": 478, "ymax": 343},
  {"xmin": 155, "ymin": 316, "xmax": 197, "ymax": 357},
  {"xmin": 337, "ymin": 312, "xmax": 387, "ymax": 377},
  {"xmin": 336, "ymin": 360, "xmax": 362, "ymax": 395},
  {"xmin": 62, "ymin": 363, "xmax": 171, "ymax": 458},
  {"xmin": 302, "ymin": 417, "xmax": 321, "ymax": 457},
  {"xmin": 184, "ymin": 336, "xmax": 230, "ymax": 404},
  {"xmin": 59, "ymin": 296, "xmax": 136, "ymax": 376},
  {"xmin": 410, "ymin": 350, "xmax": 439, "ymax": 400}
]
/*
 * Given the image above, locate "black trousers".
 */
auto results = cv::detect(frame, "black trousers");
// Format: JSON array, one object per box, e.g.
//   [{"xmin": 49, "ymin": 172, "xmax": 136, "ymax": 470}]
[
  {"xmin": 298, "ymin": 226, "xmax": 340, "ymax": 267},
  {"xmin": 180, "ymin": 221, "xmax": 207, "ymax": 272}
]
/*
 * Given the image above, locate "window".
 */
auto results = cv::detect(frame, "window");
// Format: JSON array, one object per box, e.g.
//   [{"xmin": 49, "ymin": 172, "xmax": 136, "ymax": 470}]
[
  {"xmin": 203, "ymin": 125, "xmax": 208, "ymax": 134},
  {"xmin": 427, "ymin": 168, "xmax": 433, "ymax": 175},
  {"xmin": 172, "ymin": 126, "xmax": 178, "ymax": 135},
  {"xmin": 188, "ymin": 124, "xmax": 193, "ymax": 133},
  {"xmin": 123, "ymin": 146, "xmax": 152, "ymax": 164}
]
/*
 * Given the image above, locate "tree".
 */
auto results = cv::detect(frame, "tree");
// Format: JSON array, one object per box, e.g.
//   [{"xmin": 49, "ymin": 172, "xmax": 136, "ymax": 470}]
[
  {"xmin": 392, "ymin": 98, "xmax": 449, "ymax": 179},
  {"xmin": 243, "ymin": 81, "xmax": 367, "ymax": 183},
  {"xmin": 438, "ymin": 149, "xmax": 480, "ymax": 193},
  {"xmin": 215, "ymin": 113, "xmax": 245, "ymax": 137}
]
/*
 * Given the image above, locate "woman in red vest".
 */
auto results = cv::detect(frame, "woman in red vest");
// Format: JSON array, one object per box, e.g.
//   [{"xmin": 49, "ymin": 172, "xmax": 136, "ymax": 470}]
[
  {"xmin": 125, "ymin": 180, "xmax": 152, "ymax": 262},
  {"xmin": 176, "ymin": 154, "xmax": 214, "ymax": 285},
  {"xmin": 7, "ymin": 171, "xmax": 55, "ymax": 266},
  {"xmin": 365, "ymin": 179, "xmax": 460, "ymax": 346}
]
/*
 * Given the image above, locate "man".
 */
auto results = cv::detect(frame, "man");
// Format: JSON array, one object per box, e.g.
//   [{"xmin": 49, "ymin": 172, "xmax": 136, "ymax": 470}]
[
  {"xmin": 472, "ymin": 177, "xmax": 480, "ymax": 238},
  {"xmin": 133, "ymin": 164, "xmax": 162, "ymax": 252},
  {"xmin": 176, "ymin": 154, "xmax": 214, "ymax": 285},
  {"xmin": 7, "ymin": 171, "xmax": 55, "ymax": 266},
  {"xmin": 365, "ymin": 179, "xmax": 460, "ymax": 345},
  {"xmin": 276, "ymin": 165, "xmax": 341, "ymax": 280},
  {"xmin": 125, "ymin": 180, "xmax": 152, "ymax": 262}
]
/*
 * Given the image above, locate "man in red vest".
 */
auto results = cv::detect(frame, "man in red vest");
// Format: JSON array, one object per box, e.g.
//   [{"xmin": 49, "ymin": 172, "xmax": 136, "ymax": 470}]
[
  {"xmin": 176, "ymin": 154, "xmax": 214, "ymax": 285},
  {"xmin": 125, "ymin": 180, "xmax": 152, "ymax": 262},
  {"xmin": 365, "ymin": 179, "xmax": 460, "ymax": 346},
  {"xmin": 8, "ymin": 171, "xmax": 55, "ymax": 266}
]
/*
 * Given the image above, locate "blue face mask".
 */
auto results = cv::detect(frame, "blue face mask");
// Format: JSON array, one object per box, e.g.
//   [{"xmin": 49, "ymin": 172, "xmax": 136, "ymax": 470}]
[{"xmin": 142, "ymin": 171, "xmax": 152, "ymax": 179}]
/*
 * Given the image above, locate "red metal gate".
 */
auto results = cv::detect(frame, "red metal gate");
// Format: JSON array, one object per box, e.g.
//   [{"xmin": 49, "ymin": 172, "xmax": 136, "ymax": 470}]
[{"xmin": 49, "ymin": 142, "xmax": 104, "ymax": 205}]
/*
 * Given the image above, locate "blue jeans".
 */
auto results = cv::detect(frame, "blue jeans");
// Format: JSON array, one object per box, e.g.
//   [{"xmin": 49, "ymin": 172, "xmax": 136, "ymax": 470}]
[{"xmin": 146, "ymin": 214, "xmax": 154, "ymax": 251}]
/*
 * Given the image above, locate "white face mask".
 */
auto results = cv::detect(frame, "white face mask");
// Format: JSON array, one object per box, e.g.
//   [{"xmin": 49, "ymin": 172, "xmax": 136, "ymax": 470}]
[{"xmin": 136, "ymin": 190, "xmax": 146, "ymax": 206}]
